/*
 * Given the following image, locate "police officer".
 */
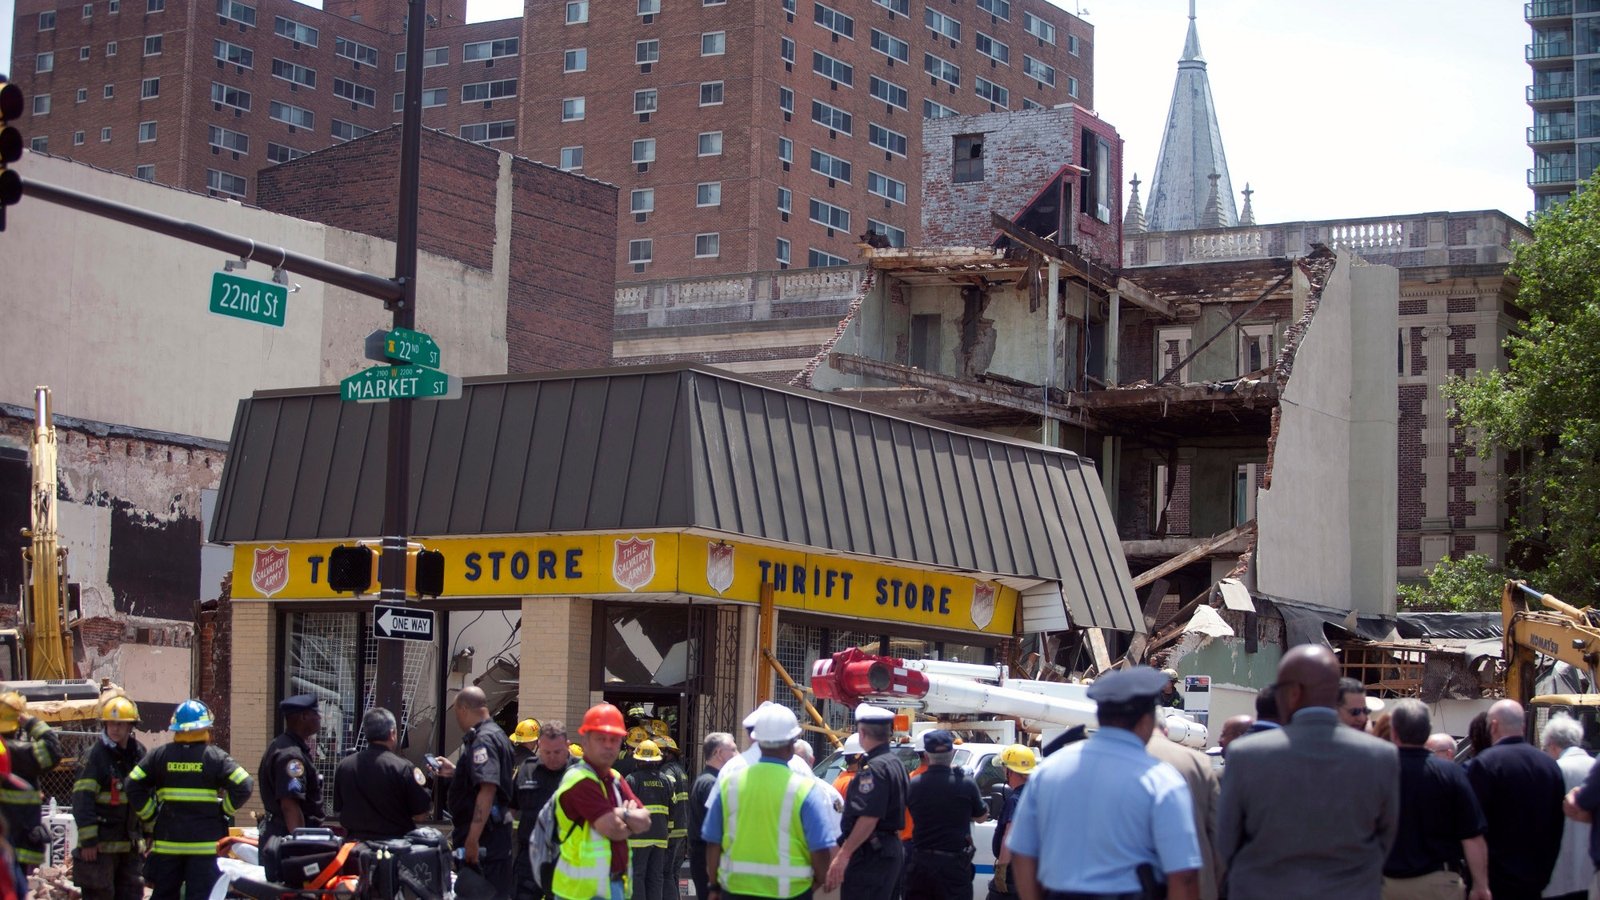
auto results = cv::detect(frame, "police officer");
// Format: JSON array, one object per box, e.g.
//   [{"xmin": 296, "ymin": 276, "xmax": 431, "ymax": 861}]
[
  {"xmin": 825, "ymin": 704, "xmax": 909, "ymax": 900},
  {"xmin": 332, "ymin": 707, "xmax": 430, "ymax": 841},
  {"xmin": 904, "ymin": 730, "xmax": 985, "ymax": 900},
  {"xmin": 257, "ymin": 693, "xmax": 325, "ymax": 840},
  {"xmin": 432, "ymin": 686, "xmax": 517, "ymax": 897},
  {"xmin": 126, "ymin": 699, "xmax": 254, "ymax": 900},
  {"xmin": 0, "ymin": 690, "xmax": 62, "ymax": 871},
  {"xmin": 512, "ymin": 718, "xmax": 572, "ymax": 900},
  {"xmin": 71, "ymin": 695, "xmax": 146, "ymax": 900},
  {"xmin": 625, "ymin": 740, "xmax": 673, "ymax": 900},
  {"xmin": 984, "ymin": 745, "xmax": 1034, "ymax": 900},
  {"xmin": 1160, "ymin": 670, "xmax": 1186, "ymax": 710},
  {"xmin": 1006, "ymin": 668, "xmax": 1202, "ymax": 900}
]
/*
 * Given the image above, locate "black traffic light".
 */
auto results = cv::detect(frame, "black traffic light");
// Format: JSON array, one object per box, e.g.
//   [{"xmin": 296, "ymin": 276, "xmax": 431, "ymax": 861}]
[
  {"xmin": 327, "ymin": 545, "xmax": 379, "ymax": 594},
  {"xmin": 412, "ymin": 549, "xmax": 445, "ymax": 598},
  {"xmin": 0, "ymin": 77, "xmax": 24, "ymax": 232}
]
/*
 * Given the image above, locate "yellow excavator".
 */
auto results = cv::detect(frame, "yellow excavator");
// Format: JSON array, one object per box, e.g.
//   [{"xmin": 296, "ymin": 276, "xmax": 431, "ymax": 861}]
[{"xmin": 1501, "ymin": 580, "xmax": 1600, "ymax": 742}]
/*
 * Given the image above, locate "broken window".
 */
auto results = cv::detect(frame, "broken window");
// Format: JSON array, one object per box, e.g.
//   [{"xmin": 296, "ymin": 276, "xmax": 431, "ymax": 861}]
[
  {"xmin": 1234, "ymin": 462, "xmax": 1262, "ymax": 527},
  {"xmin": 953, "ymin": 133, "xmax": 983, "ymax": 183},
  {"xmin": 1238, "ymin": 323, "xmax": 1275, "ymax": 376},
  {"xmin": 910, "ymin": 314, "xmax": 941, "ymax": 370},
  {"xmin": 1156, "ymin": 326, "xmax": 1192, "ymax": 382},
  {"xmin": 601, "ymin": 604, "xmax": 692, "ymax": 688},
  {"xmin": 1079, "ymin": 128, "xmax": 1112, "ymax": 223}
]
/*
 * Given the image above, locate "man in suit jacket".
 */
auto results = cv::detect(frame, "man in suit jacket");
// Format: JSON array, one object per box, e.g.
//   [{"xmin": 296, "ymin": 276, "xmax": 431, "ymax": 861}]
[
  {"xmin": 1215, "ymin": 644, "xmax": 1399, "ymax": 900},
  {"xmin": 1147, "ymin": 716, "xmax": 1219, "ymax": 900},
  {"xmin": 1467, "ymin": 699, "xmax": 1565, "ymax": 899}
]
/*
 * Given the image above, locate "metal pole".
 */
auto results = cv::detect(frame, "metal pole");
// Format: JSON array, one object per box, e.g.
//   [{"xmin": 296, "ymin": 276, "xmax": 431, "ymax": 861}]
[{"xmin": 373, "ymin": 0, "xmax": 428, "ymax": 718}]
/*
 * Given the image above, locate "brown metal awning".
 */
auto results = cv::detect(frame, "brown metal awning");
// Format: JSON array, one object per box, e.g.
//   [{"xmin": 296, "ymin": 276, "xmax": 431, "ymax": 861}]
[{"xmin": 210, "ymin": 364, "xmax": 1143, "ymax": 632}]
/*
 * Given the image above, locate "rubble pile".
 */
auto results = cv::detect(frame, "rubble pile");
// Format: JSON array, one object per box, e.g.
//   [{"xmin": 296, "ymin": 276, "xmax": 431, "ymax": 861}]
[{"xmin": 28, "ymin": 864, "xmax": 81, "ymax": 900}]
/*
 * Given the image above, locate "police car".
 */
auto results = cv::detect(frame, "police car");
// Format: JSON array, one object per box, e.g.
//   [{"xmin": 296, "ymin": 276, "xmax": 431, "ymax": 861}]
[{"xmin": 814, "ymin": 739, "xmax": 1033, "ymax": 900}]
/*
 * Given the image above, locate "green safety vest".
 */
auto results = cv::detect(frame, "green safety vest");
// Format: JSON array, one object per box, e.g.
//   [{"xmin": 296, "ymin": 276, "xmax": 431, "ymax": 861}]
[
  {"xmin": 717, "ymin": 762, "xmax": 815, "ymax": 899},
  {"xmin": 553, "ymin": 763, "xmax": 629, "ymax": 900}
]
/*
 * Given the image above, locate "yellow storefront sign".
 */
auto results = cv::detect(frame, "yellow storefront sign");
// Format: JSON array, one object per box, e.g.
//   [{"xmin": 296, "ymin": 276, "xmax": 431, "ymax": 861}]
[{"xmin": 232, "ymin": 531, "xmax": 1016, "ymax": 636}]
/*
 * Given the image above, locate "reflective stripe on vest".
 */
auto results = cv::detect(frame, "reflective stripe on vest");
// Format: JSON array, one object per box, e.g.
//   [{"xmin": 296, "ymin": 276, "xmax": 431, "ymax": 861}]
[
  {"xmin": 152, "ymin": 839, "xmax": 220, "ymax": 856},
  {"xmin": 553, "ymin": 763, "xmax": 627, "ymax": 900},
  {"xmin": 718, "ymin": 763, "xmax": 814, "ymax": 898},
  {"xmin": 0, "ymin": 788, "xmax": 41, "ymax": 805}
]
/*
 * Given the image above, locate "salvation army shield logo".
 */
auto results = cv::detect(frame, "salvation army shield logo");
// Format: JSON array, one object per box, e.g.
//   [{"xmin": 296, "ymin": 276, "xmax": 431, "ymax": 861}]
[
  {"xmin": 613, "ymin": 537, "xmax": 657, "ymax": 592},
  {"xmin": 970, "ymin": 582, "xmax": 996, "ymax": 630},
  {"xmin": 252, "ymin": 546, "xmax": 290, "ymax": 597},
  {"xmin": 706, "ymin": 542, "xmax": 734, "ymax": 595}
]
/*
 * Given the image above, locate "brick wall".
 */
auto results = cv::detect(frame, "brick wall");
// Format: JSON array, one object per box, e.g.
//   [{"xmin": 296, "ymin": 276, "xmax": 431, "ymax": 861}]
[
  {"xmin": 506, "ymin": 159, "xmax": 617, "ymax": 371},
  {"xmin": 228, "ymin": 599, "xmax": 276, "ymax": 818},
  {"xmin": 516, "ymin": 596, "xmax": 593, "ymax": 726}
]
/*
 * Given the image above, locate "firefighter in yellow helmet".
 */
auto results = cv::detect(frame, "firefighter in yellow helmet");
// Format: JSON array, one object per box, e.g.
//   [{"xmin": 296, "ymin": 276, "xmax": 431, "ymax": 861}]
[
  {"xmin": 71, "ymin": 695, "xmax": 146, "ymax": 900},
  {"xmin": 987, "ymin": 744, "xmax": 1038, "ymax": 900},
  {"xmin": 625, "ymin": 740, "xmax": 673, "ymax": 900},
  {"xmin": 0, "ymin": 690, "xmax": 63, "ymax": 871}
]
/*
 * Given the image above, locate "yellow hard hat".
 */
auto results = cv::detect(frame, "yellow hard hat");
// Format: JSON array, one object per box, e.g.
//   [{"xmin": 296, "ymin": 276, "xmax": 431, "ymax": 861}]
[
  {"xmin": 634, "ymin": 739, "xmax": 663, "ymax": 762},
  {"xmin": 101, "ymin": 696, "xmax": 140, "ymax": 723},
  {"xmin": 0, "ymin": 693, "xmax": 25, "ymax": 734},
  {"xmin": 626, "ymin": 726, "xmax": 650, "ymax": 748},
  {"xmin": 654, "ymin": 734, "xmax": 679, "ymax": 752},
  {"xmin": 512, "ymin": 719, "xmax": 542, "ymax": 744},
  {"xmin": 569, "ymin": 743, "xmax": 584, "ymax": 760},
  {"xmin": 998, "ymin": 744, "xmax": 1037, "ymax": 775},
  {"xmin": 648, "ymin": 719, "xmax": 671, "ymax": 738}
]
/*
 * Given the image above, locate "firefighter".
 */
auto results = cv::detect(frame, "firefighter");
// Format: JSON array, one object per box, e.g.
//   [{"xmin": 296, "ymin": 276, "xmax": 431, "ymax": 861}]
[
  {"xmin": 71, "ymin": 695, "xmax": 146, "ymax": 900},
  {"xmin": 126, "ymin": 699, "xmax": 254, "ymax": 900},
  {"xmin": 616, "ymin": 726, "xmax": 650, "ymax": 779},
  {"xmin": 625, "ymin": 740, "xmax": 673, "ymax": 900},
  {"xmin": 655, "ymin": 728, "xmax": 690, "ymax": 900},
  {"xmin": 0, "ymin": 690, "xmax": 63, "ymax": 871},
  {"xmin": 256, "ymin": 694, "xmax": 325, "ymax": 840}
]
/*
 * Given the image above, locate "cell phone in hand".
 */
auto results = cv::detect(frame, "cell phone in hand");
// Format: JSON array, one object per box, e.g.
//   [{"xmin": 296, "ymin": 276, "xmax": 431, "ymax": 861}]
[{"xmin": 424, "ymin": 753, "xmax": 442, "ymax": 770}]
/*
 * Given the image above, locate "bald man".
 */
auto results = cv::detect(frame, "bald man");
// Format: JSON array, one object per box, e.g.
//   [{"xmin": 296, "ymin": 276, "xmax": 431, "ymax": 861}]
[
  {"xmin": 1217, "ymin": 716, "xmax": 1254, "ymax": 755},
  {"xmin": 1465, "ymin": 698, "xmax": 1565, "ymax": 898},
  {"xmin": 1215, "ymin": 645, "xmax": 1399, "ymax": 900},
  {"xmin": 433, "ymin": 687, "xmax": 517, "ymax": 896},
  {"xmin": 1425, "ymin": 734, "xmax": 1457, "ymax": 762}
]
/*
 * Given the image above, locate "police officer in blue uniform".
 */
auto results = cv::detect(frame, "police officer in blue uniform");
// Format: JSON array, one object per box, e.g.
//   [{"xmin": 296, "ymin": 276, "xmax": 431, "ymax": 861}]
[
  {"xmin": 904, "ymin": 729, "xmax": 985, "ymax": 900},
  {"xmin": 433, "ymin": 686, "xmax": 517, "ymax": 897},
  {"xmin": 825, "ymin": 704, "xmax": 909, "ymax": 900},
  {"xmin": 1006, "ymin": 667, "xmax": 1203, "ymax": 900},
  {"xmin": 256, "ymin": 694, "xmax": 325, "ymax": 840}
]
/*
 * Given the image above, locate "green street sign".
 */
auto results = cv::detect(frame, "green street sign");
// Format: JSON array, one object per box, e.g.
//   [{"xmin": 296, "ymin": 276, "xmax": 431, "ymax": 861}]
[
  {"xmin": 209, "ymin": 272, "xmax": 288, "ymax": 328},
  {"xmin": 383, "ymin": 327, "xmax": 441, "ymax": 369},
  {"xmin": 340, "ymin": 364, "xmax": 461, "ymax": 403}
]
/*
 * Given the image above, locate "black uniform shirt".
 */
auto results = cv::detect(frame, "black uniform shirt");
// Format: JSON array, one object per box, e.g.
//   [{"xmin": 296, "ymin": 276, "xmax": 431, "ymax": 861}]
[
  {"xmin": 842, "ymin": 743, "xmax": 908, "ymax": 838},
  {"xmin": 1384, "ymin": 746, "xmax": 1485, "ymax": 877},
  {"xmin": 513, "ymin": 752, "xmax": 569, "ymax": 848},
  {"xmin": 687, "ymin": 766, "xmax": 718, "ymax": 849},
  {"xmin": 446, "ymin": 720, "xmax": 516, "ymax": 843},
  {"xmin": 257, "ymin": 731, "xmax": 324, "ymax": 827},
  {"xmin": 333, "ymin": 745, "xmax": 431, "ymax": 842},
  {"xmin": 906, "ymin": 765, "xmax": 983, "ymax": 852}
]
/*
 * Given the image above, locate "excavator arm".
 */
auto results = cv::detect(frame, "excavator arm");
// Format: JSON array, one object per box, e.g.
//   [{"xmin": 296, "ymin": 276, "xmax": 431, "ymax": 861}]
[{"xmin": 1501, "ymin": 580, "xmax": 1600, "ymax": 707}]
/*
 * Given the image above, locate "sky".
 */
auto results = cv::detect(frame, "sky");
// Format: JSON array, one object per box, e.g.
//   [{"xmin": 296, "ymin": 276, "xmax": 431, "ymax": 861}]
[{"xmin": 1, "ymin": 0, "xmax": 1535, "ymax": 222}]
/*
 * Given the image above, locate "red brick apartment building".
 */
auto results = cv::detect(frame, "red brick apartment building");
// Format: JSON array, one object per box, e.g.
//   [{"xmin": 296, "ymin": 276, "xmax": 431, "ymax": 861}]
[{"xmin": 8, "ymin": 0, "xmax": 1091, "ymax": 282}]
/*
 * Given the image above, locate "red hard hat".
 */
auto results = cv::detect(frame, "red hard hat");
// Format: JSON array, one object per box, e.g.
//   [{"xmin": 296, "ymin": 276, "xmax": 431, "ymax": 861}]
[{"xmin": 579, "ymin": 703, "xmax": 628, "ymax": 737}]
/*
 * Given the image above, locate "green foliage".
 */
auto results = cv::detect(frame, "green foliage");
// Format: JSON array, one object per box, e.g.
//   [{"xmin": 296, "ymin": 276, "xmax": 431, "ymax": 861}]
[
  {"xmin": 1396, "ymin": 553, "xmax": 1511, "ymax": 612},
  {"xmin": 1443, "ymin": 184, "xmax": 1600, "ymax": 602}
]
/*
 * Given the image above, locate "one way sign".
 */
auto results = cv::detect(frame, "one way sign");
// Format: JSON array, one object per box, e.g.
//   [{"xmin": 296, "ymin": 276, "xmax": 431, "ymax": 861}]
[{"xmin": 374, "ymin": 604, "xmax": 436, "ymax": 642}]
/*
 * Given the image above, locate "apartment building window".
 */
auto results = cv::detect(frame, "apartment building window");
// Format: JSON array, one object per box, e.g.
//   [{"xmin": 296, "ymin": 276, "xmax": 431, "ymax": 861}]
[
  {"xmin": 269, "ymin": 100, "xmax": 314, "ymax": 128},
  {"xmin": 779, "ymin": 87, "xmax": 794, "ymax": 114},
  {"xmin": 1067, "ymin": 33, "xmax": 1079, "ymax": 55},
  {"xmin": 336, "ymin": 37, "xmax": 378, "ymax": 67},
  {"xmin": 924, "ymin": 53, "xmax": 959, "ymax": 87},
  {"xmin": 334, "ymin": 78, "xmax": 375, "ymax": 107},
  {"xmin": 464, "ymin": 38, "xmax": 518, "ymax": 62},
  {"xmin": 559, "ymin": 146, "xmax": 583, "ymax": 170},
  {"xmin": 562, "ymin": 97, "xmax": 584, "ymax": 120},
  {"xmin": 146, "ymin": 0, "xmax": 163, "ymax": 12},
  {"xmin": 208, "ymin": 124, "xmax": 249, "ymax": 153},
  {"xmin": 141, "ymin": 77, "xmax": 161, "ymax": 98},
  {"xmin": 330, "ymin": 119, "xmax": 372, "ymax": 142},
  {"xmin": 706, "ymin": 0, "xmax": 725, "ymax": 5},
  {"xmin": 1021, "ymin": 97, "xmax": 1042, "ymax": 110},
  {"xmin": 79, "ymin": 45, "xmax": 91, "ymax": 61},
  {"xmin": 36, "ymin": 53, "xmax": 54, "ymax": 73},
  {"xmin": 975, "ymin": 77, "xmax": 1007, "ymax": 107},
  {"xmin": 212, "ymin": 82, "xmax": 251, "ymax": 111},
  {"xmin": 871, "ymin": 0, "xmax": 907, "ymax": 17},
  {"xmin": 462, "ymin": 79, "xmax": 516, "ymax": 102},
  {"xmin": 636, "ymin": 40, "xmax": 659, "ymax": 64},
  {"xmin": 975, "ymin": 32, "xmax": 1008, "ymax": 64},
  {"xmin": 869, "ymin": 123, "xmax": 907, "ymax": 156},
  {"xmin": 104, "ymin": 84, "xmax": 116, "ymax": 99},
  {"xmin": 808, "ymin": 198, "xmax": 850, "ymax": 232},
  {"xmin": 953, "ymin": 133, "xmax": 983, "ymax": 182},
  {"xmin": 394, "ymin": 47, "xmax": 448, "ymax": 69},
  {"xmin": 700, "ymin": 82, "xmax": 724, "ymax": 105},
  {"xmin": 868, "ymin": 76, "xmax": 907, "ymax": 110},
  {"xmin": 778, "ymin": 137, "xmax": 792, "ymax": 163},
  {"xmin": 924, "ymin": 99, "xmax": 956, "ymax": 119},
  {"xmin": 781, "ymin": 36, "xmax": 795, "ymax": 64},
  {"xmin": 1023, "ymin": 12, "xmax": 1054, "ymax": 44},
  {"xmin": 135, "ymin": 164, "xmax": 155, "ymax": 180},
  {"xmin": 76, "ymin": 88, "xmax": 87, "ymax": 103},
  {"xmin": 460, "ymin": 120, "xmax": 515, "ymax": 143},
  {"xmin": 1068, "ymin": 76, "xmax": 1079, "ymax": 98},
  {"xmin": 702, "ymin": 31, "xmax": 726, "ymax": 55},
  {"xmin": 32, "ymin": 94, "xmax": 52, "ymax": 115},
  {"xmin": 783, "ymin": 0, "xmax": 795, "ymax": 10},
  {"xmin": 206, "ymin": 169, "xmax": 247, "ymax": 198},
  {"xmin": 73, "ymin": 131, "xmax": 86, "ymax": 146},
  {"xmin": 777, "ymin": 187, "xmax": 792, "ymax": 213},
  {"xmin": 814, "ymin": 3, "xmax": 853, "ymax": 38},
  {"xmin": 867, "ymin": 219, "xmax": 906, "ymax": 247},
  {"xmin": 110, "ymin": 0, "xmax": 120, "ymax": 12},
  {"xmin": 274, "ymin": 16, "xmax": 318, "ymax": 47},
  {"xmin": 1080, "ymin": 129, "xmax": 1111, "ymax": 222},
  {"xmin": 776, "ymin": 238, "xmax": 791, "ymax": 266},
  {"xmin": 271, "ymin": 59, "xmax": 316, "ymax": 89},
  {"xmin": 977, "ymin": 0, "xmax": 1009, "ymax": 20},
  {"xmin": 1022, "ymin": 55, "xmax": 1054, "ymax": 87},
  {"xmin": 811, "ymin": 99, "xmax": 851, "ymax": 134},
  {"xmin": 566, "ymin": 0, "xmax": 588, "ymax": 24},
  {"xmin": 868, "ymin": 171, "xmax": 905, "ymax": 203},
  {"xmin": 810, "ymin": 148, "xmax": 851, "ymax": 183},
  {"xmin": 415, "ymin": 88, "xmax": 446, "ymax": 108},
  {"xmin": 870, "ymin": 29, "xmax": 908, "ymax": 64},
  {"xmin": 266, "ymin": 143, "xmax": 305, "ymax": 163},
  {"xmin": 809, "ymin": 248, "xmax": 849, "ymax": 267},
  {"xmin": 634, "ymin": 89, "xmax": 657, "ymax": 113},
  {"xmin": 812, "ymin": 51, "xmax": 853, "ymax": 87},
  {"xmin": 83, "ymin": 3, "xmax": 92, "ymax": 18},
  {"xmin": 629, "ymin": 239, "xmax": 652, "ymax": 264},
  {"xmin": 139, "ymin": 120, "xmax": 157, "ymax": 141},
  {"xmin": 564, "ymin": 48, "xmax": 587, "ymax": 72},
  {"xmin": 632, "ymin": 138, "xmax": 656, "ymax": 163},
  {"xmin": 638, "ymin": 0, "xmax": 661, "ymax": 13},
  {"xmin": 217, "ymin": 0, "xmax": 256, "ymax": 27},
  {"xmin": 216, "ymin": 39, "xmax": 253, "ymax": 68},
  {"xmin": 39, "ymin": 11, "xmax": 56, "ymax": 30},
  {"xmin": 925, "ymin": 9, "xmax": 960, "ymax": 42},
  {"xmin": 698, "ymin": 131, "xmax": 723, "ymax": 155},
  {"xmin": 630, "ymin": 188, "xmax": 654, "ymax": 213},
  {"xmin": 144, "ymin": 34, "xmax": 163, "ymax": 55},
  {"xmin": 695, "ymin": 234, "xmax": 720, "ymax": 258}
]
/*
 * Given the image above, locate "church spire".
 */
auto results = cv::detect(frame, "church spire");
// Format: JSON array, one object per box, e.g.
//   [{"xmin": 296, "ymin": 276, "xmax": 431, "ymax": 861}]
[
  {"xmin": 1145, "ymin": 1, "xmax": 1238, "ymax": 231},
  {"xmin": 1123, "ymin": 174, "xmax": 1147, "ymax": 235},
  {"xmin": 1239, "ymin": 183, "xmax": 1256, "ymax": 226}
]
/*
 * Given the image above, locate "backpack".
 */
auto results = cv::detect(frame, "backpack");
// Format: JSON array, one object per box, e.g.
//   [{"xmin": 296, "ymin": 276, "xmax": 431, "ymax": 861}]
[{"xmin": 527, "ymin": 791, "xmax": 581, "ymax": 889}]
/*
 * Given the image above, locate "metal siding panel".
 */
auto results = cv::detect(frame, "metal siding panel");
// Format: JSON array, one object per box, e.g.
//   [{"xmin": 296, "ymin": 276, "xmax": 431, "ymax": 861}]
[
  {"xmin": 1021, "ymin": 587, "xmax": 1071, "ymax": 632},
  {"xmin": 848, "ymin": 411, "xmax": 892, "ymax": 558},
  {"xmin": 252, "ymin": 399, "xmax": 309, "ymax": 541},
  {"xmin": 624, "ymin": 372, "xmax": 688, "ymax": 528},
  {"xmin": 811, "ymin": 404, "xmax": 854, "ymax": 551},
  {"xmin": 766, "ymin": 393, "xmax": 809, "ymax": 544},
  {"xmin": 516, "ymin": 380, "xmax": 573, "ymax": 533},
  {"xmin": 1056, "ymin": 460, "xmax": 1127, "ymax": 631},
  {"xmin": 1005, "ymin": 449, "xmax": 1046, "ymax": 575},
  {"xmin": 974, "ymin": 443, "xmax": 1022, "ymax": 575},
  {"xmin": 482, "ymin": 382, "xmax": 539, "ymax": 534},
  {"xmin": 691, "ymin": 376, "xmax": 741, "ymax": 533},
  {"xmin": 1020, "ymin": 460, "xmax": 1072, "ymax": 582},
  {"xmin": 209, "ymin": 399, "xmax": 252, "ymax": 543},
  {"xmin": 734, "ymin": 383, "xmax": 778, "ymax": 539},
  {"xmin": 587, "ymin": 375, "xmax": 649, "ymax": 530},
  {"xmin": 347, "ymin": 403, "xmax": 389, "ymax": 537},
  {"xmin": 451, "ymin": 383, "xmax": 509, "ymax": 534},
  {"xmin": 946, "ymin": 436, "xmax": 996, "ymax": 573},
  {"xmin": 922, "ymin": 430, "xmax": 969, "ymax": 570},
  {"xmin": 1076, "ymin": 461, "xmax": 1141, "ymax": 631},
  {"xmin": 285, "ymin": 397, "xmax": 341, "ymax": 539},
  {"xmin": 413, "ymin": 394, "xmax": 469, "ymax": 536},
  {"xmin": 550, "ymin": 378, "xmax": 609, "ymax": 531},
  {"xmin": 783, "ymin": 396, "xmax": 826, "ymax": 547},
  {"xmin": 909, "ymin": 427, "xmax": 956, "ymax": 565},
  {"xmin": 320, "ymin": 400, "xmax": 376, "ymax": 540},
  {"xmin": 888, "ymin": 421, "xmax": 931, "ymax": 561},
  {"xmin": 216, "ymin": 400, "xmax": 278, "ymax": 543}
]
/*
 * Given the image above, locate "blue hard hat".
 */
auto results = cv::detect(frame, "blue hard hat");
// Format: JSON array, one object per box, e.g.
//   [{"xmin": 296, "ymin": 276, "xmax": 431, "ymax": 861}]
[{"xmin": 170, "ymin": 699, "xmax": 215, "ymax": 733}]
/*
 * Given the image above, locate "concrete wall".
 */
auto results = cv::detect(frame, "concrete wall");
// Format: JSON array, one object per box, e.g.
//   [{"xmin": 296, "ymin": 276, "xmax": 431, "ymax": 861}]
[{"xmin": 1256, "ymin": 254, "xmax": 1399, "ymax": 616}]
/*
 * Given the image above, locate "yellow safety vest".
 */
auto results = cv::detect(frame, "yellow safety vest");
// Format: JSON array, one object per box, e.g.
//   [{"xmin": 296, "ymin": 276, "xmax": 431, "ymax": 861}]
[
  {"xmin": 553, "ymin": 763, "xmax": 629, "ymax": 900},
  {"xmin": 718, "ymin": 762, "xmax": 815, "ymax": 899}
]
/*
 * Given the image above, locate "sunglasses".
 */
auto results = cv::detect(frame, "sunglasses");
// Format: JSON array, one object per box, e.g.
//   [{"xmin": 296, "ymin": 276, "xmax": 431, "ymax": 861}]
[{"xmin": 1345, "ymin": 707, "xmax": 1369, "ymax": 717}]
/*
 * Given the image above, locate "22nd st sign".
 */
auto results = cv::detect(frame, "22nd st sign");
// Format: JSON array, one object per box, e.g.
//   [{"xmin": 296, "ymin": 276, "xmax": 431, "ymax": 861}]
[{"xmin": 340, "ymin": 364, "xmax": 462, "ymax": 402}]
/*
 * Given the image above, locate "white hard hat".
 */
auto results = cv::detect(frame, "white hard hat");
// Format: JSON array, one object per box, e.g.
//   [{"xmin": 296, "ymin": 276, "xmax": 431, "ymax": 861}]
[
  {"xmin": 1365, "ymin": 695, "xmax": 1386, "ymax": 714},
  {"xmin": 855, "ymin": 703, "xmax": 894, "ymax": 724},
  {"xmin": 742, "ymin": 700, "xmax": 776, "ymax": 731},
  {"xmin": 749, "ymin": 704, "xmax": 801, "ymax": 743},
  {"xmin": 842, "ymin": 733, "xmax": 864, "ymax": 756}
]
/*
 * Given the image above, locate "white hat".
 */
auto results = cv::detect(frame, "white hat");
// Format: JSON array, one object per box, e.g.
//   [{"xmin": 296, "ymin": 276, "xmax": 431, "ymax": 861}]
[
  {"xmin": 1365, "ymin": 695, "xmax": 1386, "ymax": 714},
  {"xmin": 842, "ymin": 733, "xmax": 863, "ymax": 755},
  {"xmin": 855, "ymin": 703, "xmax": 894, "ymax": 724},
  {"xmin": 749, "ymin": 704, "xmax": 802, "ymax": 743},
  {"xmin": 742, "ymin": 700, "xmax": 776, "ymax": 731}
]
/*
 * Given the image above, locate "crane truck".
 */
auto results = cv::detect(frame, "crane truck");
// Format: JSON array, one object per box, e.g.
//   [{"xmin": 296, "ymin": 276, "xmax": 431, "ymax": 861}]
[{"xmin": 1501, "ymin": 579, "xmax": 1600, "ymax": 745}]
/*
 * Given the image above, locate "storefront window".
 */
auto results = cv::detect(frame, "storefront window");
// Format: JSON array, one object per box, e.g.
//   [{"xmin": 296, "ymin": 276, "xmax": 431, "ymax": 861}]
[{"xmin": 601, "ymin": 605, "xmax": 692, "ymax": 688}]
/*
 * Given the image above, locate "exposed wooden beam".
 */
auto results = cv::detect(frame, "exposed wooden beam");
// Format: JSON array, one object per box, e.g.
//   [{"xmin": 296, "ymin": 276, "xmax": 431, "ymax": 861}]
[
  {"xmin": 1155, "ymin": 272, "xmax": 1292, "ymax": 386},
  {"xmin": 1130, "ymin": 521, "xmax": 1256, "ymax": 590},
  {"xmin": 1067, "ymin": 380, "xmax": 1279, "ymax": 410},
  {"xmin": 1115, "ymin": 277, "xmax": 1181, "ymax": 320},
  {"xmin": 830, "ymin": 353, "xmax": 1104, "ymax": 431},
  {"xmin": 990, "ymin": 213, "xmax": 1118, "ymax": 290}
]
